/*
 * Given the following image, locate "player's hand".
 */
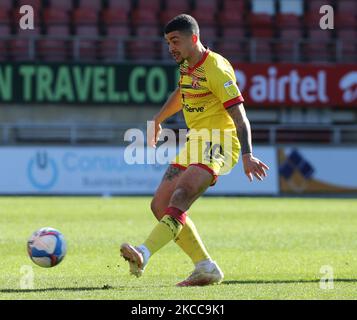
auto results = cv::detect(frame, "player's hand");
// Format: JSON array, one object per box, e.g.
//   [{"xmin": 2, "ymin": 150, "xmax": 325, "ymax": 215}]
[
  {"xmin": 242, "ymin": 153, "xmax": 269, "ymax": 182},
  {"xmin": 147, "ymin": 119, "xmax": 162, "ymax": 148}
]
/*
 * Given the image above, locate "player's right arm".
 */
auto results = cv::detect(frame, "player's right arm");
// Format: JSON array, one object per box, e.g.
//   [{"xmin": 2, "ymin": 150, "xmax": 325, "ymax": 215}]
[
  {"xmin": 149, "ymin": 87, "xmax": 182, "ymax": 147},
  {"xmin": 206, "ymin": 58, "xmax": 269, "ymax": 182}
]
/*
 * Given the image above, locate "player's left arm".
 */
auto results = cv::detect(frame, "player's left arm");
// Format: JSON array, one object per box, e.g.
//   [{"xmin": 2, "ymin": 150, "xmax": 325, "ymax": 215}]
[{"xmin": 226, "ymin": 103, "xmax": 270, "ymax": 182}]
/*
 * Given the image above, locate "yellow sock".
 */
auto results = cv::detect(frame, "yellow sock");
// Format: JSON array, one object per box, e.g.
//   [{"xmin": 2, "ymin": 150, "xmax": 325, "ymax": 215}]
[
  {"xmin": 143, "ymin": 215, "xmax": 183, "ymax": 255},
  {"xmin": 174, "ymin": 216, "xmax": 211, "ymax": 264}
]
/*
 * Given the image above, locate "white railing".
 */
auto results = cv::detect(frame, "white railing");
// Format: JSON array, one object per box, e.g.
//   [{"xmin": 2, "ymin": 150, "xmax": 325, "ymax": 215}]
[{"xmin": 1, "ymin": 122, "xmax": 357, "ymax": 145}]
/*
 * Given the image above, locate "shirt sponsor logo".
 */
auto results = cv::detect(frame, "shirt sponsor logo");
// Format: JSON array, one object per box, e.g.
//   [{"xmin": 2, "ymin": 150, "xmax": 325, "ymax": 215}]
[{"xmin": 183, "ymin": 104, "xmax": 205, "ymax": 112}]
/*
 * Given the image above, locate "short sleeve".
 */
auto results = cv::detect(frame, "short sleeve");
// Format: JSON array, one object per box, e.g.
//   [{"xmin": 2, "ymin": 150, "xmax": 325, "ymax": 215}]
[{"xmin": 207, "ymin": 61, "xmax": 244, "ymax": 109}]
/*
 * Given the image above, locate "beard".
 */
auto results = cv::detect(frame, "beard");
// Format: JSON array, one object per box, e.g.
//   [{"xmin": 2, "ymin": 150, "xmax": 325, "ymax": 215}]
[{"xmin": 172, "ymin": 52, "xmax": 185, "ymax": 65}]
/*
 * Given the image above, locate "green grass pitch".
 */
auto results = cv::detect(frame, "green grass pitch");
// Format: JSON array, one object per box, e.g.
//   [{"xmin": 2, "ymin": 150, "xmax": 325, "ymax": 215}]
[{"xmin": 0, "ymin": 196, "xmax": 357, "ymax": 300}]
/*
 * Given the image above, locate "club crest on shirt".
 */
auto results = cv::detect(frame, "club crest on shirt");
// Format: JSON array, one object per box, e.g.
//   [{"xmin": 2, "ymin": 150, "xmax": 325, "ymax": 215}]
[
  {"xmin": 191, "ymin": 76, "xmax": 200, "ymax": 89},
  {"xmin": 224, "ymin": 80, "xmax": 239, "ymax": 97}
]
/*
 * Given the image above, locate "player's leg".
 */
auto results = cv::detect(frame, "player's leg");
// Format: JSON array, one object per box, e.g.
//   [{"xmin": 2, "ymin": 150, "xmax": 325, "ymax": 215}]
[
  {"xmin": 150, "ymin": 165, "xmax": 183, "ymax": 221},
  {"xmin": 142, "ymin": 165, "xmax": 213, "ymax": 257},
  {"xmin": 120, "ymin": 165, "xmax": 181, "ymax": 277},
  {"xmin": 151, "ymin": 165, "xmax": 212, "ymax": 265},
  {"xmin": 121, "ymin": 165, "xmax": 213, "ymax": 277}
]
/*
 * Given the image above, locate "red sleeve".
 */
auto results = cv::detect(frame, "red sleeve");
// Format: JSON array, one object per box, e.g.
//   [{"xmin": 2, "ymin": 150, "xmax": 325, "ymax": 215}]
[{"xmin": 223, "ymin": 95, "xmax": 245, "ymax": 109}]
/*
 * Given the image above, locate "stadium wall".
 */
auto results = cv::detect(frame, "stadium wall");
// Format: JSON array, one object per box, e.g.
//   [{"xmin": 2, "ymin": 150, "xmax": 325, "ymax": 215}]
[{"xmin": 0, "ymin": 146, "xmax": 356, "ymax": 196}]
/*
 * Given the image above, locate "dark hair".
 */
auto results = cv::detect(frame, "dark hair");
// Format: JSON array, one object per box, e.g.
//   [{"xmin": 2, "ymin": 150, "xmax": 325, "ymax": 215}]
[{"xmin": 164, "ymin": 14, "xmax": 199, "ymax": 36}]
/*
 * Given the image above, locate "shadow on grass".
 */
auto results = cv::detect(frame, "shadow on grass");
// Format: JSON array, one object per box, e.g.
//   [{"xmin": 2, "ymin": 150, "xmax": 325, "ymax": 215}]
[
  {"xmin": 0, "ymin": 285, "xmax": 116, "ymax": 293},
  {"xmin": 222, "ymin": 279, "xmax": 357, "ymax": 285},
  {"xmin": 2, "ymin": 279, "xmax": 357, "ymax": 293}
]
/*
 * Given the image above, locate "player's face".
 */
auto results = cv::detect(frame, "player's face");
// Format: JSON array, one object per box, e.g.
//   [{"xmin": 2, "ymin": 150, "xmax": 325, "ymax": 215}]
[{"xmin": 165, "ymin": 31, "xmax": 195, "ymax": 65}]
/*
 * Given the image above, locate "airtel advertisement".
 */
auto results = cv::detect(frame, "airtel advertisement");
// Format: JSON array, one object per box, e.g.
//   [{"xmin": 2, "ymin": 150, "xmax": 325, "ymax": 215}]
[{"xmin": 233, "ymin": 64, "xmax": 357, "ymax": 107}]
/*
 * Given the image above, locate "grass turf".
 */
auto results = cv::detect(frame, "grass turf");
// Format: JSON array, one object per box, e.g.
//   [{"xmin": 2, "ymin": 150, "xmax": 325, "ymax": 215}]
[{"xmin": 0, "ymin": 196, "xmax": 357, "ymax": 300}]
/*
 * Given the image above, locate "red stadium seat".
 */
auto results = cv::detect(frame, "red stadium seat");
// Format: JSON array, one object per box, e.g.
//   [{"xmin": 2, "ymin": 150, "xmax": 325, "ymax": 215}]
[
  {"xmin": 99, "ymin": 39, "xmax": 125, "ymax": 61},
  {"xmin": 217, "ymin": 10, "xmax": 244, "ymax": 26},
  {"xmin": 191, "ymin": 0, "xmax": 217, "ymax": 25},
  {"xmin": 251, "ymin": 28, "xmax": 274, "ymax": 38},
  {"xmin": 276, "ymin": 13, "xmax": 303, "ymax": 40},
  {"xmin": 248, "ymin": 13, "xmax": 274, "ymax": 38},
  {"xmin": 337, "ymin": 0, "xmax": 357, "ymax": 14},
  {"xmin": 160, "ymin": 9, "xmax": 195, "ymax": 25},
  {"xmin": 307, "ymin": 29, "xmax": 331, "ymax": 40},
  {"xmin": 200, "ymin": 26, "xmax": 217, "ymax": 40},
  {"xmin": 275, "ymin": 14, "xmax": 301, "ymax": 28},
  {"xmin": 0, "ymin": 24, "xmax": 11, "ymax": 35},
  {"xmin": 131, "ymin": 9, "xmax": 158, "ymax": 25},
  {"xmin": 37, "ymin": 39, "xmax": 69, "ymax": 61},
  {"xmin": 106, "ymin": 25, "xmax": 131, "ymax": 37},
  {"xmin": 214, "ymin": 41, "xmax": 248, "ymax": 62},
  {"xmin": 0, "ymin": 10, "xmax": 11, "ymax": 23},
  {"xmin": 17, "ymin": 0, "xmax": 42, "ymax": 11},
  {"xmin": 15, "ymin": 26, "xmax": 41, "ymax": 36},
  {"xmin": 73, "ymin": 17, "xmax": 99, "ymax": 61},
  {"xmin": 0, "ymin": 5, "xmax": 11, "ymax": 29},
  {"xmin": 274, "ymin": 42, "xmax": 298, "ymax": 62},
  {"xmin": 48, "ymin": 0, "xmax": 73, "ymax": 10},
  {"xmin": 280, "ymin": 29, "xmax": 303, "ymax": 39},
  {"xmin": 221, "ymin": 27, "xmax": 245, "ymax": 38},
  {"xmin": 303, "ymin": 13, "xmax": 322, "ymax": 28},
  {"xmin": 43, "ymin": 8, "xmax": 70, "ymax": 25},
  {"xmin": 77, "ymin": 0, "xmax": 103, "ymax": 10},
  {"xmin": 334, "ymin": 13, "xmax": 357, "ymax": 29},
  {"xmin": 337, "ymin": 29, "xmax": 357, "ymax": 41},
  {"xmin": 0, "ymin": 24, "xmax": 10, "ymax": 60},
  {"xmin": 126, "ymin": 40, "xmax": 161, "ymax": 60},
  {"xmin": 164, "ymin": 0, "xmax": 191, "ymax": 12},
  {"xmin": 307, "ymin": 0, "xmax": 334, "ymax": 12},
  {"xmin": 302, "ymin": 42, "xmax": 333, "ymax": 62},
  {"xmin": 76, "ymin": 40, "xmax": 98, "ymax": 60},
  {"xmin": 339, "ymin": 43, "xmax": 357, "ymax": 62},
  {"xmin": 0, "ymin": 40, "xmax": 8, "ymax": 61},
  {"xmin": 160, "ymin": 10, "xmax": 179, "ymax": 25},
  {"xmin": 190, "ymin": 9, "xmax": 216, "ymax": 25},
  {"xmin": 46, "ymin": 25, "xmax": 71, "ymax": 36},
  {"xmin": 194, "ymin": 0, "xmax": 218, "ymax": 11},
  {"xmin": 107, "ymin": 0, "xmax": 131, "ymax": 12},
  {"xmin": 223, "ymin": 0, "xmax": 245, "ymax": 11},
  {"xmin": 101, "ymin": 9, "xmax": 129, "ymax": 25},
  {"xmin": 9, "ymin": 39, "xmax": 33, "ymax": 60},
  {"xmin": 136, "ymin": 0, "xmax": 161, "ymax": 11},
  {"xmin": 76, "ymin": 26, "xmax": 98, "ymax": 36},
  {"xmin": 0, "ymin": 0, "xmax": 13, "ymax": 10},
  {"xmin": 101, "ymin": 13, "xmax": 129, "ymax": 56},
  {"xmin": 72, "ymin": 8, "xmax": 98, "ymax": 24},
  {"xmin": 254, "ymin": 40, "xmax": 273, "ymax": 62},
  {"xmin": 135, "ymin": 26, "xmax": 159, "ymax": 37}
]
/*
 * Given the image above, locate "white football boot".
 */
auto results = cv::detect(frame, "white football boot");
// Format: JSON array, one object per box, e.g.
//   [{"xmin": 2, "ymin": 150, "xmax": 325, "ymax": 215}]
[
  {"xmin": 176, "ymin": 260, "xmax": 224, "ymax": 287},
  {"xmin": 120, "ymin": 243, "xmax": 147, "ymax": 278}
]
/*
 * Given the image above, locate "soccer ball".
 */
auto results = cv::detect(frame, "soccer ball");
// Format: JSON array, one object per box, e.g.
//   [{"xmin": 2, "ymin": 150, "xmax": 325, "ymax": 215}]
[{"xmin": 27, "ymin": 227, "xmax": 67, "ymax": 268}]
